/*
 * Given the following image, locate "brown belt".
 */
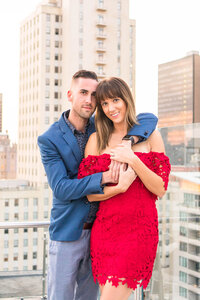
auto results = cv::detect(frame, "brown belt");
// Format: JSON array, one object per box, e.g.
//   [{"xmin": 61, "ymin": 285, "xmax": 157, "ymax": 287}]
[{"xmin": 83, "ymin": 222, "xmax": 93, "ymax": 230}]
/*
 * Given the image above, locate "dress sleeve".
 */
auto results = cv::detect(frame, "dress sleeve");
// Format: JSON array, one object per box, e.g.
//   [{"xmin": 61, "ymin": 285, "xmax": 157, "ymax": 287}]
[
  {"xmin": 151, "ymin": 152, "xmax": 171, "ymax": 190},
  {"xmin": 78, "ymin": 154, "xmax": 111, "ymax": 179}
]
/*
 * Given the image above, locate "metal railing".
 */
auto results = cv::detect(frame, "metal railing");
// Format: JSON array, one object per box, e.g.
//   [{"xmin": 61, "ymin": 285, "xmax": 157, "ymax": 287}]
[{"xmin": 0, "ymin": 221, "xmax": 50, "ymax": 300}]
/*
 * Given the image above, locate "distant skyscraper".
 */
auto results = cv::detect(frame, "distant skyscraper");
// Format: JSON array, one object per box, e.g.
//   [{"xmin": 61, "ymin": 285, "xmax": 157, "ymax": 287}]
[
  {"xmin": 158, "ymin": 51, "xmax": 200, "ymax": 128},
  {"xmin": 0, "ymin": 134, "xmax": 17, "ymax": 179},
  {"xmin": 0, "ymin": 93, "xmax": 2, "ymax": 132},
  {"xmin": 17, "ymin": 0, "xmax": 136, "ymax": 186}
]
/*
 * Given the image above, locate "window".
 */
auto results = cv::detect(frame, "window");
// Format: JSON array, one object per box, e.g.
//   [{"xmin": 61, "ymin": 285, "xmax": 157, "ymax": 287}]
[
  {"xmin": 24, "ymin": 228, "xmax": 28, "ymax": 233},
  {"xmin": 14, "ymin": 240, "xmax": 18, "ymax": 247},
  {"xmin": 45, "ymin": 117, "xmax": 50, "ymax": 125},
  {"xmin": 24, "ymin": 212, "xmax": 28, "ymax": 220},
  {"xmin": 179, "ymin": 271, "xmax": 187, "ymax": 283},
  {"xmin": 4, "ymin": 213, "xmax": 9, "ymax": 221},
  {"xmin": 54, "ymin": 79, "xmax": 59, "ymax": 86},
  {"xmin": 24, "ymin": 253, "xmax": 28, "ymax": 260},
  {"xmin": 46, "ymin": 78, "xmax": 50, "ymax": 85},
  {"xmin": 46, "ymin": 25, "xmax": 50, "ymax": 34},
  {"xmin": 55, "ymin": 15, "xmax": 59, "ymax": 22},
  {"xmin": 33, "ymin": 198, "xmax": 38, "ymax": 206},
  {"xmin": 4, "ymin": 229, "xmax": 8, "ymax": 234},
  {"xmin": 45, "ymin": 104, "xmax": 50, "ymax": 111},
  {"xmin": 14, "ymin": 213, "xmax": 19, "ymax": 221},
  {"xmin": 55, "ymin": 54, "xmax": 59, "ymax": 60},
  {"xmin": 55, "ymin": 66, "xmax": 59, "ymax": 73},
  {"xmin": 55, "ymin": 41, "xmax": 59, "ymax": 48},
  {"xmin": 13, "ymin": 254, "xmax": 18, "ymax": 261},
  {"xmin": 5, "ymin": 199, "xmax": 9, "ymax": 207},
  {"xmin": 4, "ymin": 254, "xmax": 8, "ymax": 262},
  {"xmin": 54, "ymin": 105, "xmax": 58, "ymax": 112},
  {"xmin": 14, "ymin": 199, "xmax": 19, "ymax": 206},
  {"xmin": 46, "ymin": 52, "xmax": 50, "ymax": 60},
  {"xmin": 46, "ymin": 65, "xmax": 50, "ymax": 73},
  {"xmin": 180, "ymin": 226, "xmax": 187, "ymax": 237},
  {"xmin": 55, "ymin": 28, "xmax": 59, "ymax": 35},
  {"xmin": 14, "ymin": 228, "xmax": 18, "ymax": 234},
  {"xmin": 24, "ymin": 239, "xmax": 28, "ymax": 247},
  {"xmin": 44, "ymin": 182, "xmax": 49, "ymax": 189},
  {"xmin": 44, "ymin": 211, "xmax": 48, "ymax": 219},
  {"xmin": 33, "ymin": 212, "xmax": 38, "ymax": 220},
  {"xmin": 33, "ymin": 238, "xmax": 38, "ymax": 246},
  {"xmin": 33, "ymin": 227, "xmax": 37, "ymax": 232},
  {"xmin": 179, "ymin": 256, "xmax": 187, "ymax": 268},
  {"xmin": 180, "ymin": 242, "xmax": 187, "ymax": 252},
  {"xmin": 44, "ymin": 197, "xmax": 49, "ymax": 205},
  {"xmin": 98, "ymin": 40, "xmax": 103, "ymax": 48},
  {"xmin": 54, "ymin": 92, "xmax": 59, "ymax": 99},
  {"xmin": 33, "ymin": 252, "xmax": 37, "ymax": 259},
  {"xmin": 45, "ymin": 90, "xmax": 50, "ymax": 98},
  {"xmin": 33, "ymin": 265, "xmax": 37, "ymax": 270},
  {"xmin": 46, "ymin": 39, "xmax": 50, "ymax": 47},
  {"xmin": 4, "ymin": 240, "xmax": 9, "ymax": 248},
  {"xmin": 24, "ymin": 198, "xmax": 28, "ymax": 206}
]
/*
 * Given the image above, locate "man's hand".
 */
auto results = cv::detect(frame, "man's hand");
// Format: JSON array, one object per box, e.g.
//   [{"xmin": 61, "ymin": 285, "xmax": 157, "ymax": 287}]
[
  {"xmin": 117, "ymin": 164, "xmax": 137, "ymax": 193},
  {"xmin": 101, "ymin": 160, "xmax": 122, "ymax": 184}
]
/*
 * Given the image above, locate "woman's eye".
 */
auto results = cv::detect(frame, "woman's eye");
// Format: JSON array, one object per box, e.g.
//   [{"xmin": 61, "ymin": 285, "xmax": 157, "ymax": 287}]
[
  {"xmin": 101, "ymin": 102, "xmax": 107, "ymax": 106},
  {"xmin": 113, "ymin": 98, "xmax": 119, "ymax": 102}
]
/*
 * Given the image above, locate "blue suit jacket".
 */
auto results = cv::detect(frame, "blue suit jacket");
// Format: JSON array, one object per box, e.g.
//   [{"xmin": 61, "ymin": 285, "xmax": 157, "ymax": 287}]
[{"xmin": 38, "ymin": 111, "xmax": 158, "ymax": 241}]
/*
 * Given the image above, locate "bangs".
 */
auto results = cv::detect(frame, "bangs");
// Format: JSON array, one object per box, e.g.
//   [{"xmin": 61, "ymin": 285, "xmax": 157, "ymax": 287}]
[{"xmin": 96, "ymin": 78, "xmax": 123, "ymax": 103}]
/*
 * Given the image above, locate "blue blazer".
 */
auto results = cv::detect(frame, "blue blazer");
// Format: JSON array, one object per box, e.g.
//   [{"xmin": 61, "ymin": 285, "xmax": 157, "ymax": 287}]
[{"xmin": 38, "ymin": 111, "xmax": 158, "ymax": 241}]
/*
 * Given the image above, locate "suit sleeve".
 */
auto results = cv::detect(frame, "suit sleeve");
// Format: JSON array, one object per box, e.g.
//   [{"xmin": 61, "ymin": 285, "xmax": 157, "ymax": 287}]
[
  {"xmin": 128, "ymin": 113, "xmax": 158, "ymax": 140},
  {"xmin": 37, "ymin": 135, "xmax": 104, "ymax": 203}
]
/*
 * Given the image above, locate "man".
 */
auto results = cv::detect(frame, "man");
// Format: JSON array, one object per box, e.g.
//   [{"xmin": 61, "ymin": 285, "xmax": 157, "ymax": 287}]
[{"xmin": 38, "ymin": 70, "xmax": 158, "ymax": 300}]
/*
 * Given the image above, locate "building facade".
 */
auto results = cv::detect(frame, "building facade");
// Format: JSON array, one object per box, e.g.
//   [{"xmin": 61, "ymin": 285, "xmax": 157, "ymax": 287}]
[
  {"xmin": 17, "ymin": 0, "xmax": 136, "ymax": 187},
  {"xmin": 158, "ymin": 51, "xmax": 200, "ymax": 128},
  {"xmin": 0, "ymin": 134, "xmax": 17, "ymax": 179}
]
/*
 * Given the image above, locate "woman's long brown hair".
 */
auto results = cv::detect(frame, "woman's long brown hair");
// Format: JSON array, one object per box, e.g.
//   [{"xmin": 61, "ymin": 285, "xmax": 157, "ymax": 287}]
[{"xmin": 95, "ymin": 77, "xmax": 137, "ymax": 153}]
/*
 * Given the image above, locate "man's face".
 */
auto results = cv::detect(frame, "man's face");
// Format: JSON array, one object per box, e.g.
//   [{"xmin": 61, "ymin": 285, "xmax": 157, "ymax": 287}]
[{"xmin": 68, "ymin": 77, "xmax": 98, "ymax": 120}]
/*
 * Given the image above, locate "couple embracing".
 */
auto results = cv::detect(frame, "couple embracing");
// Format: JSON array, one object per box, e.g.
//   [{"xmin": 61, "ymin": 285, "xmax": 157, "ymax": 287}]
[{"xmin": 38, "ymin": 70, "xmax": 170, "ymax": 300}]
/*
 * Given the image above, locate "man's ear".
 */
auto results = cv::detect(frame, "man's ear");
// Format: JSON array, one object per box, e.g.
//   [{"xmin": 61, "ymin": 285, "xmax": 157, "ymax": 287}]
[{"xmin": 67, "ymin": 90, "xmax": 72, "ymax": 102}]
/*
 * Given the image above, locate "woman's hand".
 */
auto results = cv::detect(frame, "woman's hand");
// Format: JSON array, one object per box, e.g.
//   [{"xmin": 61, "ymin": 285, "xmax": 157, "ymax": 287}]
[{"xmin": 110, "ymin": 144, "xmax": 136, "ymax": 165}]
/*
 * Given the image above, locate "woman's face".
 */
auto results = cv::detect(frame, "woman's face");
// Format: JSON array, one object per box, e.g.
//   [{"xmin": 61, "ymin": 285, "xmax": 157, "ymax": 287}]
[{"xmin": 100, "ymin": 97, "xmax": 127, "ymax": 125}]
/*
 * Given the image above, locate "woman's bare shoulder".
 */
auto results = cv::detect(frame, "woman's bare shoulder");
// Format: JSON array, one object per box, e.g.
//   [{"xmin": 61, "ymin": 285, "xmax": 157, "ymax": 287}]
[
  {"xmin": 85, "ymin": 132, "xmax": 99, "ymax": 157},
  {"xmin": 148, "ymin": 129, "xmax": 165, "ymax": 153}
]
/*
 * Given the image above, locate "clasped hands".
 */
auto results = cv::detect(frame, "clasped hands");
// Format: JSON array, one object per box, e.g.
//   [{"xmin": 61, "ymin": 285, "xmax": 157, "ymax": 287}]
[{"xmin": 102, "ymin": 142, "xmax": 137, "ymax": 189}]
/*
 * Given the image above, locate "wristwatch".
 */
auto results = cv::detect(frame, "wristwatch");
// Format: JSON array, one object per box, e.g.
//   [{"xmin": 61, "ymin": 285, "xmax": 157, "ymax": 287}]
[{"xmin": 122, "ymin": 135, "xmax": 135, "ymax": 147}]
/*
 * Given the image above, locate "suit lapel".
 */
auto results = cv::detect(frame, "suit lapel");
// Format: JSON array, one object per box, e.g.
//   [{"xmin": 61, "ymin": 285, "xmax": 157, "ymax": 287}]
[{"xmin": 58, "ymin": 113, "xmax": 82, "ymax": 163}]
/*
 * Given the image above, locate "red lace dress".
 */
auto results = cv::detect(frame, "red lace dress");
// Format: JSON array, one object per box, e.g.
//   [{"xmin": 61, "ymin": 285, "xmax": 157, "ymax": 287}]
[{"xmin": 78, "ymin": 152, "xmax": 171, "ymax": 290}]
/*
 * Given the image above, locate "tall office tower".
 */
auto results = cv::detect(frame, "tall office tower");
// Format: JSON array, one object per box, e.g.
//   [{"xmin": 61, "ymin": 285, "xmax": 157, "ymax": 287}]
[
  {"xmin": 17, "ymin": 0, "xmax": 136, "ymax": 186},
  {"xmin": 0, "ymin": 93, "xmax": 2, "ymax": 132},
  {"xmin": 158, "ymin": 51, "xmax": 200, "ymax": 128}
]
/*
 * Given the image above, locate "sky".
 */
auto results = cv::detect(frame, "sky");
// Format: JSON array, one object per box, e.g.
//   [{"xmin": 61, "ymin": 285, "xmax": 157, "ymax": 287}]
[{"xmin": 0, "ymin": 0, "xmax": 200, "ymax": 143}]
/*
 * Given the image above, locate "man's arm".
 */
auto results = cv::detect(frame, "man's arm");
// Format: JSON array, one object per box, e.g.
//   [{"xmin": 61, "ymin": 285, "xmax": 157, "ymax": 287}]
[
  {"xmin": 38, "ymin": 135, "xmax": 104, "ymax": 203},
  {"xmin": 126, "ymin": 113, "xmax": 158, "ymax": 143}
]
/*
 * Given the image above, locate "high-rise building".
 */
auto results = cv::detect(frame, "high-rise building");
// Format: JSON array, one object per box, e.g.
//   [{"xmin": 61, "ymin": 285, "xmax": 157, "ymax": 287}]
[
  {"xmin": 158, "ymin": 51, "xmax": 200, "ymax": 128},
  {"xmin": 0, "ymin": 93, "xmax": 2, "ymax": 132},
  {"xmin": 17, "ymin": 0, "xmax": 136, "ymax": 187},
  {"xmin": 0, "ymin": 134, "xmax": 17, "ymax": 179}
]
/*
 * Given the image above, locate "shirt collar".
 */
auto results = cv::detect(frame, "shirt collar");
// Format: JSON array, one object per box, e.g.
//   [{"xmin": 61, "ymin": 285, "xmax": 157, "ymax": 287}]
[{"xmin": 64, "ymin": 110, "xmax": 90, "ymax": 134}]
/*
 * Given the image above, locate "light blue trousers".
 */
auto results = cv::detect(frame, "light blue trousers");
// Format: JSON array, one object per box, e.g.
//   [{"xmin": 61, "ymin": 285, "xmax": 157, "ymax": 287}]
[{"xmin": 48, "ymin": 230, "xmax": 99, "ymax": 300}]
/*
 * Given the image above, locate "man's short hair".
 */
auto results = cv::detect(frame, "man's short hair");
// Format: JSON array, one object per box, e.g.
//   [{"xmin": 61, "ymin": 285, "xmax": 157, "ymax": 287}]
[{"xmin": 72, "ymin": 70, "xmax": 98, "ymax": 81}]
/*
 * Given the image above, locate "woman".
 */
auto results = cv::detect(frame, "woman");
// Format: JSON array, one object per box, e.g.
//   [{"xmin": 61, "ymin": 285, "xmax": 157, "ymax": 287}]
[{"xmin": 78, "ymin": 77, "xmax": 171, "ymax": 300}]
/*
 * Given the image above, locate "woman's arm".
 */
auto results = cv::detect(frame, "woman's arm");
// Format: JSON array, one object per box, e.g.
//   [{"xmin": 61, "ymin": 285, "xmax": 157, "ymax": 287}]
[{"xmin": 110, "ymin": 130, "xmax": 167, "ymax": 198}]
